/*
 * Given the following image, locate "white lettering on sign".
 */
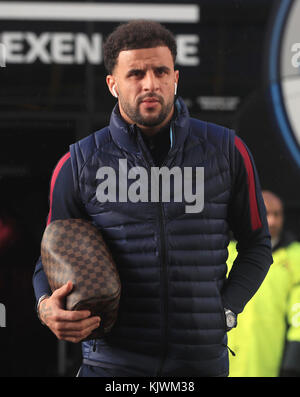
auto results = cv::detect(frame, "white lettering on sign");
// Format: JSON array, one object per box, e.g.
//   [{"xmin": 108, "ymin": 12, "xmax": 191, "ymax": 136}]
[
  {"xmin": 0, "ymin": 32, "xmax": 103, "ymax": 64},
  {"xmin": 0, "ymin": 31, "xmax": 200, "ymax": 66},
  {"xmin": 176, "ymin": 35, "xmax": 200, "ymax": 66},
  {"xmin": 0, "ymin": 42, "xmax": 6, "ymax": 67}
]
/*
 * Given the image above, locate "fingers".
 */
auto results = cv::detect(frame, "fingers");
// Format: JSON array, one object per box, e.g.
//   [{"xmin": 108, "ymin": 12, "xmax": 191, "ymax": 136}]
[
  {"xmin": 39, "ymin": 296, "xmax": 91, "ymax": 325},
  {"xmin": 56, "ymin": 319, "xmax": 101, "ymax": 343},
  {"xmin": 39, "ymin": 281, "xmax": 102, "ymax": 343},
  {"xmin": 56, "ymin": 315, "xmax": 101, "ymax": 331},
  {"xmin": 52, "ymin": 280, "xmax": 73, "ymax": 300},
  {"xmin": 53, "ymin": 307, "xmax": 92, "ymax": 322},
  {"xmin": 50, "ymin": 313, "xmax": 101, "ymax": 342}
]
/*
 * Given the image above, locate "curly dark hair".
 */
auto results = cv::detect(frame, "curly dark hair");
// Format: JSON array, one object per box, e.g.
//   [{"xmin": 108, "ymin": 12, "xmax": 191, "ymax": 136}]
[{"xmin": 103, "ymin": 20, "xmax": 177, "ymax": 74}]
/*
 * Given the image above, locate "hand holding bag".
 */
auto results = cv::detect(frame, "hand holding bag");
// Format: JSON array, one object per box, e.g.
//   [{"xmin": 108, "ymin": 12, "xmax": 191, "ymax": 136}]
[{"xmin": 41, "ymin": 218, "xmax": 121, "ymax": 340}]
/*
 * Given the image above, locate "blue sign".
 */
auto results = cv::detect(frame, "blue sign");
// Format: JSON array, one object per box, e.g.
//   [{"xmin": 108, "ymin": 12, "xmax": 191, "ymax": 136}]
[{"xmin": 267, "ymin": 0, "xmax": 300, "ymax": 169}]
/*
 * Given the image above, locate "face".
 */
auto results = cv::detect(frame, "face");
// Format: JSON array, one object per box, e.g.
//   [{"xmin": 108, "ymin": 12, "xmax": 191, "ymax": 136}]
[
  {"xmin": 262, "ymin": 192, "xmax": 284, "ymax": 239},
  {"xmin": 106, "ymin": 46, "xmax": 179, "ymax": 135}
]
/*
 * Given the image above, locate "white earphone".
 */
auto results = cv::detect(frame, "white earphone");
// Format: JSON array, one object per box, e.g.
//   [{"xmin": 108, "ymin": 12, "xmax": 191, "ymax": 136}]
[
  {"xmin": 174, "ymin": 82, "xmax": 177, "ymax": 96},
  {"xmin": 112, "ymin": 84, "xmax": 118, "ymax": 98}
]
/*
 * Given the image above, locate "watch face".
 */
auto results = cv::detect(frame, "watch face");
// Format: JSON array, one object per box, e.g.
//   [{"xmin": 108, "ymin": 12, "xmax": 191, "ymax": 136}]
[
  {"xmin": 226, "ymin": 313, "xmax": 235, "ymax": 328},
  {"xmin": 226, "ymin": 310, "xmax": 236, "ymax": 328}
]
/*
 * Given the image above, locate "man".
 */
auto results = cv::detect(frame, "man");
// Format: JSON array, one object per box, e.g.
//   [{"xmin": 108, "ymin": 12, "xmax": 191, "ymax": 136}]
[
  {"xmin": 228, "ymin": 190, "xmax": 300, "ymax": 377},
  {"xmin": 33, "ymin": 20, "xmax": 272, "ymax": 377}
]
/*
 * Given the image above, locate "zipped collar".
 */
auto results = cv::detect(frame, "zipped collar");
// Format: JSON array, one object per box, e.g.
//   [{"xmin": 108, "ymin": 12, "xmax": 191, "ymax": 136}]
[{"xmin": 108, "ymin": 96, "xmax": 190, "ymax": 155}]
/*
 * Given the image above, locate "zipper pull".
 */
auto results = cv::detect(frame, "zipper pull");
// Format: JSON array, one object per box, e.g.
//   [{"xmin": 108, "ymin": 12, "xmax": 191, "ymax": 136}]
[{"xmin": 223, "ymin": 344, "xmax": 236, "ymax": 356}]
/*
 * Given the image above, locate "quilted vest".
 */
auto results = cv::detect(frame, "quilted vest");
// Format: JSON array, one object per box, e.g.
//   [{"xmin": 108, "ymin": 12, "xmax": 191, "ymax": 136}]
[{"xmin": 70, "ymin": 97, "xmax": 236, "ymax": 376}]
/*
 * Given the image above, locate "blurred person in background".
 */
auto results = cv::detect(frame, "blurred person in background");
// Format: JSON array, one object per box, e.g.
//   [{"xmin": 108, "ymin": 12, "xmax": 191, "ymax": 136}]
[{"xmin": 227, "ymin": 190, "xmax": 300, "ymax": 377}]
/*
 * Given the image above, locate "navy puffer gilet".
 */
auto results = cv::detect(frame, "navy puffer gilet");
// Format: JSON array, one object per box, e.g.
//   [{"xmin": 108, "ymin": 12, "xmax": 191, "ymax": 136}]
[{"xmin": 70, "ymin": 98, "xmax": 235, "ymax": 377}]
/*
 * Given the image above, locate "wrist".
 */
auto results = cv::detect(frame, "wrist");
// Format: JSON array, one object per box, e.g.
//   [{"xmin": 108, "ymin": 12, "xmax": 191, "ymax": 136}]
[{"xmin": 37, "ymin": 294, "xmax": 50, "ymax": 325}]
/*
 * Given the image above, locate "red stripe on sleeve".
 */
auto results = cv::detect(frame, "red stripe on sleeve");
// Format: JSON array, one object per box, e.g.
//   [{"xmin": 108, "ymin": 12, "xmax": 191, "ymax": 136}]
[
  {"xmin": 234, "ymin": 136, "xmax": 262, "ymax": 231},
  {"xmin": 47, "ymin": 152, "xmax": 71, "ymax": 225}
]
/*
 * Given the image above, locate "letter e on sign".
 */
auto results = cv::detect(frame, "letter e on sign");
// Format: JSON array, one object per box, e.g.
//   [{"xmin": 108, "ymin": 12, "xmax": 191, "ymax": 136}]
[{"xmin": 0, "ymin": 43, "xmax": 6, "ymax": 67}]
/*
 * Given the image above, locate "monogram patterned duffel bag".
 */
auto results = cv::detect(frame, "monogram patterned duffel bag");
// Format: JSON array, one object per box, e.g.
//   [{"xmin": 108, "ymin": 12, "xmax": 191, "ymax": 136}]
[{"xmin": 41, "ymin": 218, "xmax": 121, "ymax": 339}]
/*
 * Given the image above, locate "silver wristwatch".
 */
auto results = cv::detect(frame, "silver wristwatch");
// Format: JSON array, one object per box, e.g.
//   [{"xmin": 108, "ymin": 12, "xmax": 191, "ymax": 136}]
[{"xmin": 224, "ymin": 308, "xmax": 237, "ymax": 331}]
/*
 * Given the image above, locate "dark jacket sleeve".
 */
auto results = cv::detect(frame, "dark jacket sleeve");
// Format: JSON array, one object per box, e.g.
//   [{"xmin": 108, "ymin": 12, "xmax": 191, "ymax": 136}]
[
  {"xmin": 221, "ymin": 135, "xmax": 273, "ymax": 314},
  {"xmin": 32, "ymin": 152, "xmax": 90, "ymax": 301}
]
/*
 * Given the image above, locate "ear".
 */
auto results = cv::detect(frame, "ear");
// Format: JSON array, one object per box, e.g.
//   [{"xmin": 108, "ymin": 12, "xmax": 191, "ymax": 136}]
[
  {"xmin": 106, "ymin": 75, "xmax": 118, "ymax": 98},
  {"xmin": 174, "ymin": 70, "xmax": 179, "ymax": 95},
  {"xmin": 174, "ymin": 70, "xmax": 179, "ymax": 86}
]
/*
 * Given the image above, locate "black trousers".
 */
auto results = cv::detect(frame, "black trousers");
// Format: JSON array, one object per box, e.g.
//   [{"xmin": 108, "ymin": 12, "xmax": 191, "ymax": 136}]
[
  {"xmin": 77, "ymin": 363, "xmax": 142, "ymax": 377},
  {"xmin": 76, "ymin": 362, "xmax": 228, "ymax": 377}
]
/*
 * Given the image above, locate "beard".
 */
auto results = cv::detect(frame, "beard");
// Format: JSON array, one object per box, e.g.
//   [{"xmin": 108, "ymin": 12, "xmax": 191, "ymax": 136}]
[{"xmin": 119, "ymin": 93, "xmax": 174, "ymax": 127}]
